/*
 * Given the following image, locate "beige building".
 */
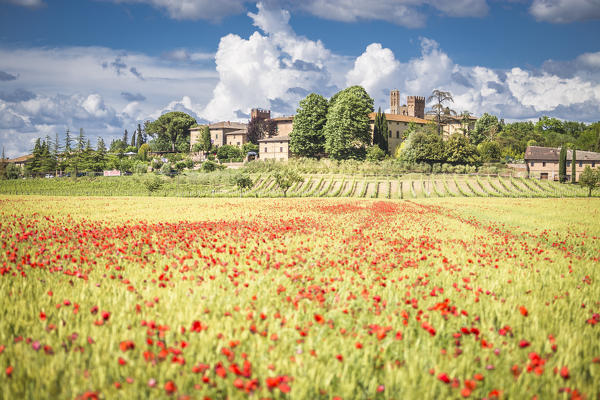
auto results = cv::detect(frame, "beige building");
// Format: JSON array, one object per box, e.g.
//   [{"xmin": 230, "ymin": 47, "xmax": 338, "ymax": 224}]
[
  {"xmin": 369, "ymin": 112, "xmax": 429, "ymax": 155},
  {"xmin": 425, "ymin": 114, "xmax": 478, "ymax": 138},
  {"xmin": 272, "ymin": 116, "xmax": 294, "ymax": 137},
  {"xmin": 258, "ymin": 136, "xmax": 291, "ymax": 161},
  {"xmin": 524, "ymin": 146, "xmax": 600, "ymax": 181}
]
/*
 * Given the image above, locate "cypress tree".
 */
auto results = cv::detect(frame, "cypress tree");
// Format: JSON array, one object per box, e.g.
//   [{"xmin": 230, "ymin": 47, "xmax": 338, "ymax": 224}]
[
  {"xmin": 137, "ymin": 124, "xmax": 144, "ymax": 148},
  {"xmin": 131, "ymin": 130, "xmax": 136, "ymax": 148},
  {"xmin": 571, "ymin": 148, "xmax": 577, "ymax": 183},
  {"xmin": 123, "ymin": 129, "xmax": 128, "ymax": 146},
  {"xmin": 558, "ymin": 145, "xmax": 567, "ymax": 183}
]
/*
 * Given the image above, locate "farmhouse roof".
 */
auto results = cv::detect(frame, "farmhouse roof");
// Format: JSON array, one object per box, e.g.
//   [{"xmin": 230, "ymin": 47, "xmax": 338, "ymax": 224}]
[
  {"xmin": 224, "ymin": 129, "xmax": 247, "ymax": 136},
  {"xmin": 369, "ymin": 112, "xmax": 429, "ymax": 124},
  {"xmin": 209, "ymin": 121, "xmax": 248, "ymax": 129},
  {"xmin": 271, "ymin": 116, "xmax": 294, "ymax": 122},
  {"xmin": 524, "ymin": 146, "xmax": 600, "ymax": 161},
  {"xmin": 7, "ymin": 154, "xmax": 33, "ymax": 163},
  {"xmin": 258, "ymin": 135, "xmax": 290, "ymax": 143}
]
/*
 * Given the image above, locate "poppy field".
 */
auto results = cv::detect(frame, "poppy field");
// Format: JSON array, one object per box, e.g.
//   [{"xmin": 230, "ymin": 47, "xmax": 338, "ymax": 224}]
[{"xmin": 1, "ymin": 195, "xmax": 599, "ymax": 399}]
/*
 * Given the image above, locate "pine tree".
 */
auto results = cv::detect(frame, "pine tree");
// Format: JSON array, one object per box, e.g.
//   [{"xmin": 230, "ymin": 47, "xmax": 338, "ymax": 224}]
[
  {"xmin": 571, "ymin": 148, "xmax": 577, "ymax": 183},
  {"xmin": 53, "ymin": 132, "xmax": 61, "ymax": 176},
  {"xmin": 65, "ymin": 129, "xmax": 72, "ymax": 153},
  {"xmin": 559, "ymin": 145, "xmax": 567, "ymax": 183},
  {"xmin": 77, "ymin": 129, "xmax": 85, "ymax": 152}
]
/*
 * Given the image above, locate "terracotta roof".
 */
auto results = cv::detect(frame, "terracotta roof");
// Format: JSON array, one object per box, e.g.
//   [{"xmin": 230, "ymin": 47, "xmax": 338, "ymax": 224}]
[
  {"xmin": 425, "ymin": 114, "xmax": 477, "ymax": 122},
  {"xmin": 224, "ymin": 129, "xmax": 247, "ymax": 136},
  {"xmin": 209, "ymin": 121, "xmax": 248, "ymax": 129},
  {"xmin": 258, "ymin": 136, "xmax": 290, "ymax": 143},
  {"xmin": 271, "ymin": 116, "xmax": 294, "ymax": 122},
  {"xmin": 7, "ymin": 154, "xmax": 33, "ymax": 163},
  {"xmin": 524, "ymin": 146, "xmax": 600, "ymax": 161},
  {"xmin": 369, "ymin": 112, "xmax": 429, "ymax": 124}
]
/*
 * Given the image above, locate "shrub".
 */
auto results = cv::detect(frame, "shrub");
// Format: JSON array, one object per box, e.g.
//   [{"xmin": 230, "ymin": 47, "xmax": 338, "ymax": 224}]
[{"xmin": 365, "ymin": 145, "xmax": 386, "ymax": 162}]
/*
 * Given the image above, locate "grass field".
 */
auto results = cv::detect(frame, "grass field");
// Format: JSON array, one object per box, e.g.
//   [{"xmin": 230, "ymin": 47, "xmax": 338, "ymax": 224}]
[
  {"xmin": 0, "ymin": 173, "xmax": 594, "ymax": 198},
  {"xmin": 1, "ymin": 195, "xmax": 599, "ymax": 399}
]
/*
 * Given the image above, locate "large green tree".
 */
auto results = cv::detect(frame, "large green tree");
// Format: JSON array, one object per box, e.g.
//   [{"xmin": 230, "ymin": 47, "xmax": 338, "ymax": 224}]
[
  {"xmin": 290, "ymin": 93, "xmax": 328, "ymax": 158},
  {"xmin": 579, "ymin": 166, "xmax": 600, "ymax": 197},
  {"xmin": 471, "ymin": 113, "xmax": 500, "ymax": 145},
  {"xmin": 399, "ymin": 125, "xmax": 445, "ymax": 164},
  {"xmin": 372, "ymin": 107, "xmax": 389, "ymax": 154},
  {"xmin": 445, "ymin": 133, "xmax": 479, "ymax": 164},
  {"xmin": 426, "ymin": 89, "xmax": 454, "ymax": 135},
  {"xmin": 324, "ymin": 86, "xmax": 374, "ymax": 160},
  {"xmin": 145, "ymin": 112, "xmax": 196, "ymax": 152}
]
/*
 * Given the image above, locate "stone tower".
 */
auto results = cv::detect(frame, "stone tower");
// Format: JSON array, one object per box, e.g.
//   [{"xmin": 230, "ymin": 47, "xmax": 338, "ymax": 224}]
[
  {"xmin": 251, "ymin": 108, "xmax": 271, "ymax": 120},
  {"xmin": 390, "ymin": 90, "xmax": 401, "ymax": 115},
  {"xmin": 407, "ymin": 96, "xmax": 425, "ymax": 119}
]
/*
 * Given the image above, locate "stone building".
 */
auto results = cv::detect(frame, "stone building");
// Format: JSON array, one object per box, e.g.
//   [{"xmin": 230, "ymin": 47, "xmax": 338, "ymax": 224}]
[
  {"xmin": 424, "ymin": 114, "xmax": 478, "ymax": 138},
  {"xmin": 258, "ymin": 136, "xmax": 291, "ymax": 161},
  {"xmin": 271, "ymin": 116, "xmax": 294, "ymax": 137},
  {"xmin": 369, "ymin": 112, "xmax": 429, "ymax": 155},
  {"xmin": 389, "ymin": 90, "xmax": 425, "ymax": 119},
  {"xmin": 524, "ymin": 146, "xmax": 600, "ymax": 181}
]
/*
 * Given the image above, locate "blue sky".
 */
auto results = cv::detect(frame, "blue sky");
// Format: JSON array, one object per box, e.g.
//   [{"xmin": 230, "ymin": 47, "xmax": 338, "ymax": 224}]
[{"xmin": 1, "ymin": 0, "xmax": 600, "ymax": 157}]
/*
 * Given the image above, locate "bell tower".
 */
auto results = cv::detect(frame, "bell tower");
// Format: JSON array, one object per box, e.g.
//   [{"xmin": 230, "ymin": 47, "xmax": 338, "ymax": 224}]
[{"xmin": 390, "ymin": 90, "xmax": 400, "ymax": 115}]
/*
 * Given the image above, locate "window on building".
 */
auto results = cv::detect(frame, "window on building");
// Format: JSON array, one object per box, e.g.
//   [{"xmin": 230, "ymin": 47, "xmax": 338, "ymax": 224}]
[
  {"xmin": 389, "ymin": 130, "xmax": 392, "ymax": 138},
  {"xmin": 237, "ymin": 142, "xmax": 240, "ymax": 146},
  {"xmin": 530, "ymin": 162, "xmax": 534, "ymax": 166},
  {"xmin": 579, "ymin": 162, "xmax": 583, "ymax": 167},
  {"xmin": 396, "ymin": 131, "xmax": 399, "ymax": 138},
  {"xmin": 216, "ymin": 134, "xmax": 218, "ymax": 139},
  {"xmin": 593, "ymin": 162, "xmax": 596, "ymax": 168},
  {"xmin": 542, "ymin": 162, "xmax": 546, "ymax": 167},
  {"xmin": 280, "ymin": 147, "xmax": 283, "ymax": 152},
  {"xmin": 264, "ymin": 148, "xmax": 268, "ymax": 152}
]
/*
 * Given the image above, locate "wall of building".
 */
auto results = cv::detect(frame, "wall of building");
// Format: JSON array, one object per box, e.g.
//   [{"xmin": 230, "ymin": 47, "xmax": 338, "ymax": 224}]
[
  {"xmin": 226, "ymin": 134, "xmax": 247, "ymax": 147},
  {"xmin": 275, "ymin": 121, "xmax": 293, "ymax": 137},
  {"xmin": 260, "ymin": 140, "xmax": 290, "ymax": 161},
  {"xmin": 369, "ymin": 120, "xmax": 412, "ymax": 155},
  {"xmin": 528, "ymin": 160, "xmax": 598, "ymax": 181}
]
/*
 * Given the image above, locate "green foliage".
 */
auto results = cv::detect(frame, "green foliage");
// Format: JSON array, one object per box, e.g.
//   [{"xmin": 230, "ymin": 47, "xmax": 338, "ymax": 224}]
[
  {"xmin": 144, "ymin": 175, "xmax": 163, "ymax": 194},
  {"xmin": 145, "ymin": 111, "xmax": 196, "ymax": 152},
  {"xmin": 273, "ymin": 169, "xmax": 303, "ymax": 196},
  {"xmin": 290, "ymin": 93, "xmax": 329, "ymax": 158},
  {"xmin": 445, "ymin": 133, "xmax": 479, "ymax": 164},
  {"xmin": 400, "ymin": 125, "xmax": 445, "ymax": 164},
  {"xmin": 193, "ymin": 126, "xmax": 212, "ymax": 153},
  {"xmin": 472, "ymin": 113, "xmax": 500, "ymax": 145},
  {"xmin": 324, "ymin": 86, "xmax": 374, "ymax": 160},
  {"xmin": 201, "ymin": 160, "xmax": 223, "ymax": 172},
  {"xmin": 138, "ymin": 143, "xmax": 150, "ymax": 161},
  {"xmin": 233, "ymin": 174, "xmax": 253, "ymax": 195},
  {"xmin": 372, "ymin": 107, "xmax": 389, "ymax": 153},
  {"xmin": 174, "ymin": 160, "xmax": 187, "ymax": 172},
  {"xmin": 216, "ymin": 145, "xmax": 242, "ymax": 161},
  {"xmin": 365, "ymin": 145, "xmax": 386, "ymax": 162},
  {"xmin": 241, "ymin": 142, "xmax": 259, "ymax": 156},
  {"xmin": 477, "ymin": 141, "xmax": 502, "ymax": 162},
  {"xmin": 160, "ymin": 163, "xmax": 172, "ymax": 175},
  {"xmin": 3, "ymin": 163, "xmax": 20, "ymax": 179},
  {"xmin": 559, "ymin": 145, "xmax": 567, "ymax": 183},
  {"xmin": 579, "ymin": 166, "xmax": 600, "ymax": 197}
]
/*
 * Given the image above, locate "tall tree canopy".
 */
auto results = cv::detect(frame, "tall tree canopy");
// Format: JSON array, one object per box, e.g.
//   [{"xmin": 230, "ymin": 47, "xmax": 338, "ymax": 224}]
[
  {"xmin": 145, "ymin": 112, "xmax": 196, "ymax": 152},
  {"xmin": 426, "ymin": 89, "xmax": 454, "ymax": 135},
  {"xmin": 471, "ymin": 113, "xmax": 501, "ymax": 145},
  {"xmin": 324, "ymin": 86, "xmax": 374, "ymax": 160},
  {"xmin": 290, "ymin": 93, "xmax": 328, "ymax": 158}
]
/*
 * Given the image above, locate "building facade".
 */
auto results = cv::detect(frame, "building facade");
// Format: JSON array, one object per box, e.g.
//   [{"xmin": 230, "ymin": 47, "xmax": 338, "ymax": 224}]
[
  {"xmin": 524, "ymin": 146, "xmax": 600, "ymax": 181},
  {"xmin": 258, "ymin": 136, "xmax": 291, "ymax": 161},
  {"xmin": 389, "ymin": 90, "xmax": 425, "ymax": 119},
  {"xmin": 369, "ymin": 112, "xmax": 429, "ymax": 155}
]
